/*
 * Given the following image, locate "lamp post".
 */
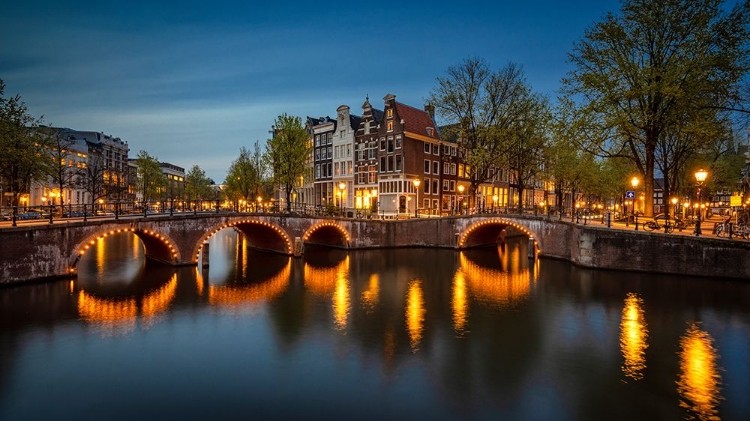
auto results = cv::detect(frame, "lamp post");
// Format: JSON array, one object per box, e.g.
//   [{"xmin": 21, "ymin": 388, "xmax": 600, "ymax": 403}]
[
  {"xmin": 694, "ymin": 169, "xmax": 707, "ymax": 236},
  {"xmin": 338, "ymin": 182, "xmax": 346, "ymax": 216},
  {"xmin": 457, "ymin": 185, "xmax": 465, "ymax": 215},
  {"xmin": 257, "ymin": 196, "xmax": 262, "ymax": 213},
  {"xmin": 631, "ymin": 176, "xmax": 640, "ymax": 230},
  {"xmin": 413, "ymin": 179, "xmax": 421, "ymax": 218}
]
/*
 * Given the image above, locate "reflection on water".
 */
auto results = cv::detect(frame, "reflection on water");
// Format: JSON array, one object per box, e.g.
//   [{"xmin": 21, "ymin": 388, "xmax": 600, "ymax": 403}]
[
  {"xmin": 406, "ymin": 279, "xmax": 426, "ymax": 352},
  {"xmin": 77, "ymin": 275, "xmax": 178, "ymax": 335},
  {"xmin": 1, "ymin": 231, "xmax": 748, "ymax": 421},
  {"xmin": 304, "ymin": 252, "xmax": 351, "ymax": 329},
  {"xmin": 677, "ymin": 323, "xmax": 723, "ymax": 421},
  {"xmin": 452, "ymin": 269, "xmax": 468, "ymax": 335},
  {"xmin": 207, "ymin": 261, "xmax": 290, "ymax": 308},
  {"xmin": 620, "ymin": 292, "xmax": 649, "ymax": 381},
  {"xmin": 361, "ymin": 274, "xmax": 380, "ymax": 313},
  {"xmin": 458, "ymin": 248, "xmax": 532, "ymax": 307}
]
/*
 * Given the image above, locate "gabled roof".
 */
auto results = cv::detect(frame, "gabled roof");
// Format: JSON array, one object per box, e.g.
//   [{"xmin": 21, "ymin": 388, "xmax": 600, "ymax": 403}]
[{"xmin": 394, "ymin": 102, "xmax": 439, "ymax": 140}]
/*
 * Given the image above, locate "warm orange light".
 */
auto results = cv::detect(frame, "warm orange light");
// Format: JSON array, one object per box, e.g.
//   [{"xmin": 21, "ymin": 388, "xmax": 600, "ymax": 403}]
[{"xmin": 631, "ymin": 176, "xmax": 640, "ymax": 189}]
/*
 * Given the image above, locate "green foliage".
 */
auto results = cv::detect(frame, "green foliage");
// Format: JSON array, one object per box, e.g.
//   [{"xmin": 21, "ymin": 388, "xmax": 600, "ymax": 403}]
[
  {"xmin": 0, "ymin": 79, "xmax": 51, "ymax": 205},
  {"xmin": 184, "ymin": 165, "xmax": 214, "ymax": 200},
  {"xmin": 135, "ymin": 150, "xmax": 165, "ymax": 207},
  {"xmin": 267, "ymin": 114, "xmax": 312, "ymax": 212},
  {"xmin": 562, "ymin": 0, "xmax": 750, "ymax": 215},
  {"xmin": 224, "ymin": 143, "xmax": 265, "ymax": 202}
]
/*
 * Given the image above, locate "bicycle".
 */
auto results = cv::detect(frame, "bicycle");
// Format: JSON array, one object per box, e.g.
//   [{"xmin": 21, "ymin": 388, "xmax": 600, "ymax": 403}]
[{"xmin": 644, "ymin": 219, "xmax": 674, "ymax": 233}]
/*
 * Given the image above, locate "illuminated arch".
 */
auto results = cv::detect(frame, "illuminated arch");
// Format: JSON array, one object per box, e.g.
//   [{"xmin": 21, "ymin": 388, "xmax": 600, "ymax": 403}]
[
  {"xmin": 70, "ymin": 227, "xmax": 180, "ymax": 273},
  {"xmin": 458, "ymin": 218, "xmax": 541, "ymax": 253},
  {"xmin": 191, "ymin": 218, "xmax": 293, "ymax": 263},
  {"xmin": 302, "ymin": 221, "xmax": 351, "ymax": 248}
]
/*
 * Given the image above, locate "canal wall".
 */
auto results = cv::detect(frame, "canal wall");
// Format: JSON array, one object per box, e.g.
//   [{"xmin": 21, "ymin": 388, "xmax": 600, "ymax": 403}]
[{"xmin": 547, "ymin": 223, "xmax": 750, "ymax": 280}]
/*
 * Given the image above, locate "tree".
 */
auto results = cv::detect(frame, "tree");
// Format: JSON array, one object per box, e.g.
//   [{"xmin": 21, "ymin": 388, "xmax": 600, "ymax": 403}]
[
  {"xmin": 267, "ymin": 114, "xmax": 312, "ymax": 213},
  {"xmin": 135, "ymin": 151, "xmax": 165, "ymax": 209},
  {"xmin": 77, "ymin": 151, "xmax": 107, "ymax": 206},
  {"xmin": 224, "ymin": 146, "xmax": 260, "ymax": 209},
  {"xmin": 0, "ymin": 79, "xmax": 51, "ymax": 206},
  {"xmin": 40, "ymin": 127, "xmax": 77, "ymax": 209},
  {"xmin": 505, "ymin": 93, "xmax": 551, "ymax": 212},
  {"xmin": 563, "ymin": 0, "xmax": 750, "ymax": 217},
  {"xmin": 184, "ymin": 165, "xmax": 214, "ymax": 204},
  {"xmin": 429, "ymin": 58, "xmax": 535, "ymax": 209}
]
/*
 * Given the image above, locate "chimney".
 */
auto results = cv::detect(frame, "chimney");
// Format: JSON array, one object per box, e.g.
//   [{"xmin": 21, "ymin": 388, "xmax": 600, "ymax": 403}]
[{"xmin": 424, "ymin": 104, "xmax": 435, "ymax": 119}]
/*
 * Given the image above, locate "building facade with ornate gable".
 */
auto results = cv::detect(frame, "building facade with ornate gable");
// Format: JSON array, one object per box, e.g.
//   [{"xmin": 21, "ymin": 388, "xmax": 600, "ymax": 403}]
[{"xmin": 332, "ymin": 105, "xmax": 360, "ymax": 210}]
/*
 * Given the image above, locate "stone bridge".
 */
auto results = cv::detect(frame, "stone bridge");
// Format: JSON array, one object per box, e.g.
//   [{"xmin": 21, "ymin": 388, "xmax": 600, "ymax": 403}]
[{"xmin": 1, "ymin": 213, "xmax": 749, "ymax": 283}]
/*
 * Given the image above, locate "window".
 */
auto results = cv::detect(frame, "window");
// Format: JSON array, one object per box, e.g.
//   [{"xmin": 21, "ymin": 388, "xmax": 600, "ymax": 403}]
[
  {"xmin": 443, "ymin": 162, "xmax": 449, "ymax": 174},
  {"xmin": 395, "ymin": 155, "xmax": 402, "ymax": 172},
  {"xmin": 424, "ymin": 178, "xmax": 430, "ymax": 194},
  {"xmin": 380, "ymin": 157, "xmax": 386, "ymax": 173},
  {"xmin": 451, "ymin": 163, "xmax": 456, "ymax": 175},
  {"xmin": 315, "ymin": 135, "xmax": 320, "ymax": 146},
  {"xmin": 443, "ymin": 180, "xmax": 449, "ymax": 191},
  {"xmin": 424, "ymin": 142, "xmax": 431, "ymax": 153},
  {"xmin": 380, "ymin": 137, "xmax": 386, "ymax": 150},
  {"xmin": 387, "ymin": 108, "xmax": 393, "ymax": 118},
  {"xmin": 387, "ymin": 120, "xmax": 393, "ymax": 131},
  {"xmin": 424, "ymin": 160, "xmax": 431, "ymax": 173},
  {"xmin": 335, "ymin": 162, "xmax": 340, "ymax": 175},
  {"xmin": 433, "ymin": 161, "xmax": 439, "ymax": 174},
  {"xmin": 395, "ymin": 135, "xmax": 402, "ymax": 149},
  {"xmin": 450, "ymin": 180, "xmax": 455, "ymax": 191},
  {"xmin": 387, "ymin": 137, "xmax": 394, "ymax": 153},
  {"xmin": 315, "ymin": 164, "xmax": 320, "ymax": 178},
  {"xmin": 327, "ymin": 146, "xmax": 332, "ymax": 159},
  {"xmin": 432, "ymin": 179, "xmax": 438, "ymax": 195},
  {"xmin": 433, "ymin": 144, "xmax": 439, "ymax": 155}
]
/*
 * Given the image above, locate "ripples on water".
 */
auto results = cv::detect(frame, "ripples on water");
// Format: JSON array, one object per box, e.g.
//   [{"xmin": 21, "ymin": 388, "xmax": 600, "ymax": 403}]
[{"xmin": 0, "ymin": 230, "xmax": 748, "ymax": 421}]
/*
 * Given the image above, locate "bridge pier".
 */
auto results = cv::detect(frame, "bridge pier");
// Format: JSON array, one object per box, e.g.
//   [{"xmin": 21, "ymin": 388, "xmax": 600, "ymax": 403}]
[
  {"xmin": 201, "ymin": 241, "xmax": 209, "ymax": 267},
  {"xmin": 293, "ymin": 237, "xmax": 303, "ymax": 257},
  {"xmin": 528, "ymin": 237, "xmax": 536, "ymax": 259}
]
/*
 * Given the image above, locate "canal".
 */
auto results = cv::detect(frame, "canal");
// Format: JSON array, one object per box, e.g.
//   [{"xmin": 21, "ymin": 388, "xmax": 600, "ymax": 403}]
[{"xmin": 1, "ymin": 230, "xmax": 748, "ymax": 421}]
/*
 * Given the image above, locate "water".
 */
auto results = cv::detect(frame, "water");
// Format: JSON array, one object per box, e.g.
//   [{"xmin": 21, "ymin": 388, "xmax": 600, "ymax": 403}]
[{"xmin": 1, "ymin": 230, "xmax": 748, "ymax": 421}]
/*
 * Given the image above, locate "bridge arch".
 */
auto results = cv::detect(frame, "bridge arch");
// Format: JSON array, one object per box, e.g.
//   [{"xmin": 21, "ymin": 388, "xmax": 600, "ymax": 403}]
[
  {"xmin": 458, "ymin": 218, "xmax": 541, "ymax": 253},
  {"xmin": 71, "ymin": 227, "xmax": 181, "ymax": 272},
  {"xmin": 191, "ymin": 218, "xmax": 293, "ymax": 263},
  {"xmin": 302, "ymin": 221, "xmax": 350, "ymax": 249}
]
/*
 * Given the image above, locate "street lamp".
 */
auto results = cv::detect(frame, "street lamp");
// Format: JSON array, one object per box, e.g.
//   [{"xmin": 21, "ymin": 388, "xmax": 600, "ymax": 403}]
[
  {"xmin": 338, "ymin": 182, "xmax": 346, "ymax": 216},
  {"xmin": 631, "ymin": 176, "xmax": 640, "ymax": 230},
  {"xmin": 413, "ymin": 179, "xmax": 421, "ymax": 218},
  {"xmin": 257, "ymin": 195, "xmax": 262, "ymax": 212},
  {"xmin": 694, "ymin": 169, "xmax": 708, "ymax": 236},
  {"xmin": 458, "ymin": 185, "xmax": 465, "ymax": 215}
]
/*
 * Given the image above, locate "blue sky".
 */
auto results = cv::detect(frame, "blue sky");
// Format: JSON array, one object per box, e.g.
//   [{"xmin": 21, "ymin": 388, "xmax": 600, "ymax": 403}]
[{"xmin": 1, "ymin": 0, "xmax": 621, "ymax": 182}]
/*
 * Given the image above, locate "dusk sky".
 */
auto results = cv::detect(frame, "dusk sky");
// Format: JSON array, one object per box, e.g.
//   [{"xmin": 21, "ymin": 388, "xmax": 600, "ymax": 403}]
[{"xmin": 1, "ymin": 0, "xmax": 621, "ymax": 182}]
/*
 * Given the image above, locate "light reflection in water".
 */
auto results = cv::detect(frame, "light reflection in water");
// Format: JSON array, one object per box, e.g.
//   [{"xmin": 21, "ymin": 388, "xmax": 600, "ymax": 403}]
[
  {"xmin": 304, "ymin": 256, "xmax": 351, "ymax": 329},
  {"xmin": 208, "ymin": 260, "xmax": 291, "ymax": 307},
  {"xmin": 77, "ymin": 275, "xmax": 177, "ymax": 335},
  {"xmin": 451, "ymin": 270, "xmax": 468, "ymax": 335},
  {"xmin": 361, "ymin": 274, "xmax": 380, "ymax": 313},
  {"xmin": 620, "ymin": 292, "xmax": 648, "ymax": 381},
  {"xmin": 677, "ymin": 323, "xmax": 723, "ymax": 421},
  {"xmin": 406, "ymin": 279, "xmax": 425, "ymax": 352},
  {"xmin": 457, "ymin": 251, "xmax": 531, "ymax": 306},
  {"xmin": 142, "ymin": 275, "xmax": 178, "ymax": 323}
]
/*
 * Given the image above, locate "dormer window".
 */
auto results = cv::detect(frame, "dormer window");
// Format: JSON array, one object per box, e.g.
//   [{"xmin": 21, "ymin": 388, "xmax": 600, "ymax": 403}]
[
  {"xmin": 426, "ymin": 127, "xmax": 434, "ymax": 137},
  {"xmin": 387, "ymin": 109, "xmax": 393, "ymax": 118}
]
